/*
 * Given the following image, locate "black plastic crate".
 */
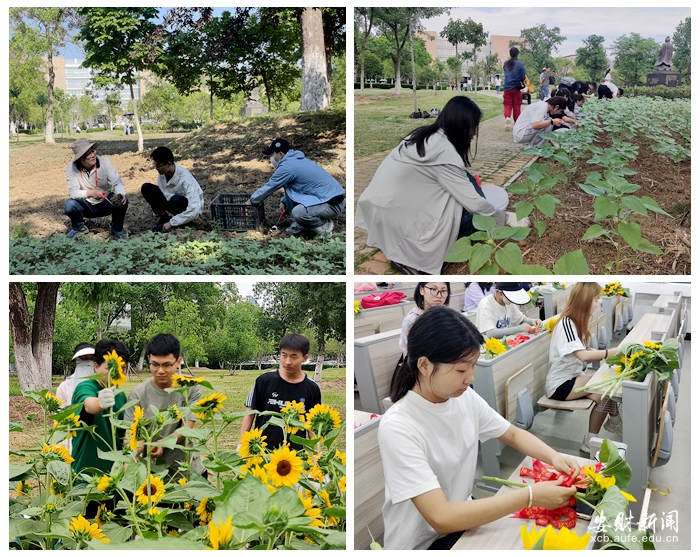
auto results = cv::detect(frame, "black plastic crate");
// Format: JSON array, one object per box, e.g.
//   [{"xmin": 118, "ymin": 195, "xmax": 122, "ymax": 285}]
[{"xmin": 210, "ymin": 193, "xmax": 266, "ymax": 231}]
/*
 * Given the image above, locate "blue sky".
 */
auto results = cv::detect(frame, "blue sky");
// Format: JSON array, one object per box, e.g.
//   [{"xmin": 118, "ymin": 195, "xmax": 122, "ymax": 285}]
[{"xmin": 421, "ymin": 7, "xmax": 691, "ymax": 58}]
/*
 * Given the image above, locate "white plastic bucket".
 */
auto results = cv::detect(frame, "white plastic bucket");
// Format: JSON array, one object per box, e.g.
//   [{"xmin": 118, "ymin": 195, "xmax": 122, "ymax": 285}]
[{"xmin": 481, "ymin": 184, "xmax": 509, "ymax": 211}]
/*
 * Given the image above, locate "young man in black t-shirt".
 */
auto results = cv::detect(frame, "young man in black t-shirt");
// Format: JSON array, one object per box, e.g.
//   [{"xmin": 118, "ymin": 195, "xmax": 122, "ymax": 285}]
[{"xmin": 239, "ymin": 333, "xmax": 321, "ymax": 450}]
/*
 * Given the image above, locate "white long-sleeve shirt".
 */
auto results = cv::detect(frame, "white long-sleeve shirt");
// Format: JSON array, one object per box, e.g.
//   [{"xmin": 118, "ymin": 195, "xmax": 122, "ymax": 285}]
[
  {"xmin": 156, "ymin": 163, "xmax": 204, "ymax": 227},
  {"xmin": 65, "ymin": 156, "xmax": 126, "ymax": 205}
]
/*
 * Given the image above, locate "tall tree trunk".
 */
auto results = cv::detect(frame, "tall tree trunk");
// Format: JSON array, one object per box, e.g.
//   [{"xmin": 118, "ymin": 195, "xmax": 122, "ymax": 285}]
[
  {"xmin": 45, "ymin": 46, "xmax": 56, "ymax": 144},
  {"xmin": 314, "ymin": 341, "xmax": 325, "ymax": 383},
  {"xmin": 299, "ymin": 8, "xmax": 329, "ymax": 112},
  {"xmin": 394, "ymin": 53, "xmax": 402, "ymax": 95},
  {"xmin": 409, "ymin": 15, "xmax": 418, "ymax": 114},
  {"xmin": 129, "ymin": 82, "xmax": 144, "ymax": 152},
  {"xmin": 137, "ymin": 337, "xmax": 148, "ymax": 370},
  {"xmin": 209, "ymin": 76, "xmax": 214, "ymax": 120},
  {"xmin": 10, "ymin": 282, "xmax": 60, "ymax": 392}
]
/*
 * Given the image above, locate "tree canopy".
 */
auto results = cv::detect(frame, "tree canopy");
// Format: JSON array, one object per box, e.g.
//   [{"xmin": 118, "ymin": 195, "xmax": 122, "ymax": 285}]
[
  {"xmin": 612, "ymin": 33, "xmax": 659, "ymax": 86},
  {"xmin": 575, "ymin": 34, "xmax": 608, "ymax": 82}
]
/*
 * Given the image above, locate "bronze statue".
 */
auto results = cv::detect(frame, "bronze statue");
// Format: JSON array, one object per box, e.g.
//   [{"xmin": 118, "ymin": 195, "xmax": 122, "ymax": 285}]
[{"xmin": 655, "ymin": 37, "xmax": 673, "ymax": 71}]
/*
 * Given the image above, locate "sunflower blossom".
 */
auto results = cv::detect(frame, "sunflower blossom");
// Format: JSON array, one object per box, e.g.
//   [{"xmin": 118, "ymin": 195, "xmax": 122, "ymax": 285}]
[
  {"xmin": 484, "ymin": 337, "xmax": 507, "ymax": 357},
  {"xmin": 318, "ymin": 489, "xmax": 339, "ymax": 526},
  {"xmin": 69, "ymin": 515, "xmax": 110, "ymax": 543},
  {"xmin": 305, "ymin": 403, "xmax": 342, "ymax": 438},
  {"xmin": 265, "ymin": 445, "xmax": 304, "ymax": 488},
  {"xmin": 41, "ymin": 443, "xmax": 74, "ymax": 464},
  {"xmin": 543, "ymin": 525, "xmax": 591, "ymax": 549},
  {"xmin": 207, "ymin": 516, "xmax": 234, "ymax": 550},
  {"xmin": 193, "ymin": 392, "xmax": 227, "ymax": 419},
  {"xmin": 94, "ymin": 504, "xmax": 113, "ymax": 527},
  {"xmin": 196, "ymin": 497, "xmax": 217, "ymax": 525},
  {"xmin": 335, "ymin": 449, "xmax": 346, "ymax": 466},
  {"xmin": 520, "ymin": 523, "xmax": 546, "ymax": 550},
  {"xmin": 15, "ymin": 480, "xmax": 30, "ymax": 496},
  {"xmin": 53, "ymin": 412, "xmax": 81, "ymax": 438},
  {"xmin": 281, "ymin": 400, "xmax": 306, "ymax": 434},
  {"xmin": 339, "ymin": 476, "xmax": 346, "ymax": 492},
  {"xmin": 127, "ymin": 405, "xmax": 145, "ymax": 451},
  {"xmin": 239, "ymin": 428, "xmax": 267, "ymax": 463},
  {"xmin": 135, "ymin": 474, "xmax": 166, "ymax": 506},
  {"xmin": 643, "ymin": 340, "xmax": 662, "ymax": 350},
  {"xmin": 172, "ymin": 374, "xmax": 204, "ymax": 388},
  {"xmin": 104, "ymin": 350, "xmax": 126, "ymax": 387},
  {"xmin": 44, "ymin": 392, "xmax": 64, "ymax": 413},
  {"xmin": 545, "ymin": 317, "xmax": 559, "ymax": 332},
  {"xmin": 96, "ymin": 474, "xmax": 117, "ymax": 493},
  {"xmin": 168, "ymin": 404, "xmax": 182, "ymax": 420},
  {"xmin": 299, "ymin": 493, "xmax": 324, "ymax": 528}
]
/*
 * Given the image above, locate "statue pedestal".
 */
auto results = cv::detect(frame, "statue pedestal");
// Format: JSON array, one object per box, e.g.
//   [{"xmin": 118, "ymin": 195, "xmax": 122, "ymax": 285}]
[
  {"xmin": 646, "ymin": 71, "xmax": 681, "ymax": 87},
  {"xmin": 240, "ymin": 101, "xmax": 267, "ymax": 117}
]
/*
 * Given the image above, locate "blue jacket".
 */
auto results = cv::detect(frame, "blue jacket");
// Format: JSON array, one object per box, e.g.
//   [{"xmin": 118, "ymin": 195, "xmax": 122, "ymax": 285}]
[
  {"xmin": 251, "ymin": 149, "xmax": 344, "ymax": 207},
  {"xmin": 503, "ymin": 60, "xmax": 526, "ymax": 91}
]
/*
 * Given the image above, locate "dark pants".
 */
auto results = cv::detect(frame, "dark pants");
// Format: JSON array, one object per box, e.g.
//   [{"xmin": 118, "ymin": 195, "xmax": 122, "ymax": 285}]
[
  {"xmin": 141, "ymin": 183, "xmax": 188, "ymax": 222},
  {"xmin": 64, "ymin": 194, "xmax": 128, "ymax": 232},
  {"xmin": 428, "ymin": 530, "xmax": 465, "ymax": 549},
  {"xmin": 458, "ymin": 172, "xmax": 488, "ymax": 239},
  {"xmin": 281, "ymin": 193, "xmax": 345, "ymax": 230}
]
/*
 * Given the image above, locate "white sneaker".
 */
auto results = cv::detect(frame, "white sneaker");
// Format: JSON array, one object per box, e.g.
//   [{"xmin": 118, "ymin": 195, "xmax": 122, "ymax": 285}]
[
  {"xmin": 312, "ymin": 220, "xmax": 333, "ymax": 239},
  {"xmin": 505, "ymin": 117, "xmax": 513, "ymax": 131},
  {"xmin": 580, "ymin": 434, "xmax": 591, "ymax": 453},
  {"xmin": 604, "ymin": 419, "xmax": 623, "ymax": 436}
]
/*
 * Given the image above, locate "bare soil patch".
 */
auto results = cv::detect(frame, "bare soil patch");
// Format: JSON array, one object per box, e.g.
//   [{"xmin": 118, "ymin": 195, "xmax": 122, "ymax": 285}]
[{"xmin": 10, "ymin": 112, "xmax": 346, "ymax": 240}]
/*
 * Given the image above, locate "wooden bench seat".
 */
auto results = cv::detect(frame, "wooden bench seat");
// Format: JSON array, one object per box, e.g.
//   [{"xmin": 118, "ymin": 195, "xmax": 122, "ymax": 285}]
[{"xmin": 537, "ymin": 395, "xmax": 594, "ymax": 411}]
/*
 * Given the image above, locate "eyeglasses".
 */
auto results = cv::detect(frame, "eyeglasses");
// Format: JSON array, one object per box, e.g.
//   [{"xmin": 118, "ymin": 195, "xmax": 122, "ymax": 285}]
[
  {"xmin": 425, "ymin": 287, "xmax": 448, "ymax": 298},
  {"xmin": 149, "ymin": 361, "xmax": 177, "ymax": 372},
  {"xmin": 81, "ymin": 148, "xmax": 96, "ymax": 159},
  {"xmin": 153, "ymin": 161, "xmax": 169, "ymax": 169}
]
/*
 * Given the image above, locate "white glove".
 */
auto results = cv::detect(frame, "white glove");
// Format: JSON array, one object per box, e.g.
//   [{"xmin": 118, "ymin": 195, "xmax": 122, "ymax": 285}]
[
  {"xmin": 505, "ymin": 211, "xmax": 531, "ymax": 228},
  {"xmin": 97, "ymin": 387, "xmax": 116, "ymax": 410}
]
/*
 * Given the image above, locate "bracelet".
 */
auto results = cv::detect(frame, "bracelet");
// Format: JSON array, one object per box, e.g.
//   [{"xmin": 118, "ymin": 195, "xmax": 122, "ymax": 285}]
[
  {"xmin": 604, "ymin": 349, "xmax": 608, "ymax": 359},
  {"xmin": 527, "ymin": 484, "xmax": 533, "ymax": 508}
]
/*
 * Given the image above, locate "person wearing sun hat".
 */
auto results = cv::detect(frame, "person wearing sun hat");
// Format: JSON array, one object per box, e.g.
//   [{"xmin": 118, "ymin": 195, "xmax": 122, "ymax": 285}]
[
  {"xmin": 56, "ymin": 343, "xmax": 96, "ymax": 407},
  {"xmin": 475, "ymin": 282, "xmax": 543, "ymax": 339},
  {"xmin": 64, "ymin": 137, "xmax": 129, "ymax": 239},
  {"xmin": 246, "ymin": 138, "xmax": 345, "ymax": 238}
]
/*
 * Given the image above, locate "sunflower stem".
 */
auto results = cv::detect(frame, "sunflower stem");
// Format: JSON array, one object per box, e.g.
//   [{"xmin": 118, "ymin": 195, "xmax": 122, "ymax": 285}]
[{"xmin": 117, "ymin": 485, "xmax": 144, "ymax": 539}]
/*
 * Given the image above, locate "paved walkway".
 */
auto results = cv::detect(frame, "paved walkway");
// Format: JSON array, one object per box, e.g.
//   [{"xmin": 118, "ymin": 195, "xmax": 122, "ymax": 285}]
[{"xmin": 354, "ymin": 93, "xmax": 536, "ymax": 274}]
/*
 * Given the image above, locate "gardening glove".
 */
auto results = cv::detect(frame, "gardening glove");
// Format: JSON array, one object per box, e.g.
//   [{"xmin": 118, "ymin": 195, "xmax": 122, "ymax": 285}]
[
  {"xmin": 97, "ymin": 386, "xmax": 116, "ymax": 410},
  {"xmin": 505, "ymin": 211, "xmax": 531, "ymax": 228}
]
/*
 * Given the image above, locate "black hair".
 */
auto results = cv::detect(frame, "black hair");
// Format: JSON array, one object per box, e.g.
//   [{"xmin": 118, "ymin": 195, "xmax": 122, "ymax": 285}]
[
  {"xmin": 505, "ymin": 46, "xmax": 519, "ymax": 72},
  {"xmin": 465, "ymin": 282, "xmax": 493, "ymax": 295},
  {"xmin": 573, "ymin": 93, "xmax": 585, "ymax": 104},
  {"xmin": 94, "ymin": 339, "xmax": 130, "ymax": 366},
  {"xmin": 404, "ymin": 96, "xmax": 482, "ymax": 167},
  {"xmin": 389, "ymin": 306, "xmax": 484, "ymax": 402},
  {"xmin": 280, "ymin": 333, "xmax": 310, "ymax": 356},
  {"xmin": 414, "ymin": 282, "xmax": 452, "ymax": 309},
  {"xmin": 605, "ymin": 68, "xmax": 611, "ymax": 75},
  {"xmin": 546, "ymin": 96, "xmax": 568, "ymax": 112},
  {"xmin": 147, "ymin": 333, "xmax": 180, "ymax": 358},
  {"xmin": 617, "ymin": 88, "xmax": 624, "ymax": 96},
  {"xmin": 554, "ymin": 87, "xmax": 575, "ymax": 111},
  {"xmin": 74, "ymin": 342, "xmax": 94, "ymax": 353},
  {"xmin": 589, "ymin": 81, "xmax": 597, "ymax": 90},
  {"xmin": 150, "ymin": 146, "xmax": 175, "ymax": 165}
]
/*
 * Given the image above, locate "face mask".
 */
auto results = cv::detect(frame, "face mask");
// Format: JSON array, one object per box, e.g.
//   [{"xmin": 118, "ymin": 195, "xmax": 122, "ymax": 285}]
[{"xmin": 270, "ymin": 155, "xmax": 279, "ymax": 168}]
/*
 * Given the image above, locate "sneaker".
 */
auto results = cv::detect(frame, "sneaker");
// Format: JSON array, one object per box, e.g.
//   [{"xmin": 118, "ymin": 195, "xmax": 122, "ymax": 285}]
[
  {"xmin": 313, "ymin": 220, "xmax": 334, "ymax": 239},
  {"xmin": 604, "ymin": 418, "xmax": 623, "ymax": 436},
  {"xmin": 66, "ymin": 224, "xmax": 89, "ymax": 239},
  {"xmin": 285, "ymin": 222, "xmax": 304, "ymax": 235},
  {"xmin": 110, "ymin": 225, "xmax": 127, "ymax": 239},
  {"xmin": 389, "ymin": 260, "xmax": 426, "ymax": 275},
  {"xmin": 505, "ymin": 117, "xmax": 513, "ymax": 131},
  {"xmin": 580, "ymin": 434, "xmax": 591, "ymax": 453},
  {"xmin": 151, "ymin": 222, "xmax": 164, "ymax": 233}
]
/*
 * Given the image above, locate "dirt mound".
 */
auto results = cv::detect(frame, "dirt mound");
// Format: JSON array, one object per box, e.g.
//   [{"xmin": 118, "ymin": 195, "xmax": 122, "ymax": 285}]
[{"xmin": 10, "ymin": 111, "xmax": 346, "ymax": 239}]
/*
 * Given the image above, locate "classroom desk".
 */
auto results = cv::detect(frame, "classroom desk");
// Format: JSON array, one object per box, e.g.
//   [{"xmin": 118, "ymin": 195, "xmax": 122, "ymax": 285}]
[
  {"xmin": 652, "ymin": 294, "xmax": 680, "ymax": 310},
  {"xmin": 452, "ymin": 454, "xmax": 594, "ymax": 550}
]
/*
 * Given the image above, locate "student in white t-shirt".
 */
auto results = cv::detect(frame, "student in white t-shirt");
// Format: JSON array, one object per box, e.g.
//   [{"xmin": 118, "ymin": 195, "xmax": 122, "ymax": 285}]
[
  {"xmin": 475, "ymin": 282, "xmax": 542, "ymax": 338},
  {"xmin": 399, "ymin": 282, "xmax": 451, "ymax": 356},
  {"xmin": 378, "ymin": 306, "xmax": 579, "ymax": 550},
  {"xmin": 545, "ymin": 282, "xmax": 622, "ymax": 452},
  {"xmin": 512, "ymin": 97, "xmax": 569, "ymax": 147}
]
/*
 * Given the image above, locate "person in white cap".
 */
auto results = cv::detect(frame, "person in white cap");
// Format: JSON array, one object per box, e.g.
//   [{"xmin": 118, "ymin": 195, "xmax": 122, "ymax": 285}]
[
  {"xmin": 64, "ymin": 138, "xmax": 129, "ymax": 239},
  {"xmin": 56, "ymin": 343, "xmax": 96, "ymax": 406},
  {"xmin": 475, "ymin": 282, "xmax": 542, "ymax": 338}
]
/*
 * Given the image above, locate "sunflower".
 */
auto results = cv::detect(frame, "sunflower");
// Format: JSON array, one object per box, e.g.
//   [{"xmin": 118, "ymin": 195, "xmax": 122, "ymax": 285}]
[
  {"xmin": 207, "ymin": 516, "xmax": 234, "ymax": 550},
  {"xmin": 318, "ymin": 489, "xmax": 339, "ymax": 526},
  {"xmin": 178, "ymin": 477, "xmax": 187, "ymax": 487},
  {"xmin": 196, "ymin": 497, "xmax": 217, "ymax": 525},
  {"xmin": 53, "ymin": 412, "xmax": 81, "ymax": 438},
  {"xmin": 135, "ymin": 474, "xmax": 166, "ymax": 505},
  {"xmin": 44, "ymin": 392, "xmax": 63, "ymax": 413},
  {"xmin": 335, "ymin": 450, "xmax": 346, "ymax": 466},
  {"xmin": 484, "ymin": 337, "xmax": 507, "ymax": 357},
  {"xmin": 95, "ymin": 474, "xmax": 116, "ymax": 494},
  {"xmin": 15, "ymin": 480, "xmax": 30, "ymax": 496},
  {"xmin": 69, "ymin": 515, "xmax": 110, "ymax": 544},
  {"xmin": 281, "ymin": 400, "xmax": 306, "ymax": 434},
  {"xmin": 193, "ymin": 392, "xmax": 227, "ymax": 419},
  {"xmin": 309, "ymin": 466, "xmax": 325, "ymax": 483},
  {"xmin": 542, "ymin": 525, "xmax": 591, "ymax": 550},
  {"xmin": 520, "ymin": 524, "xmax": 546, "ymax": 550},
  {"xmin": 239, "ymin": 428, "xmax": 267, "ymax": 464},
  {"xmin": 265, "ymin": 445, "xmax": 303, "ymax": 488},
  {"xmin": 41, "ymin": 443, "xmax": 74, "ymax": 464},
  {"xmin": 168, "ymin": 404, "xmax": 182, "ymax": 420},
  {"xmin": 353, "ymin": 300, "xmax": 361, "ymax": 315},
  {"xmin": 104, "ymin": 350, "xmax": 126, "ymax": 388},
  {"xmin": 643, "ymin": 340, "xmax": 662, "ymax": 350},
  {"xmin": 44, "ymin": 502, "xmax": 57, "ymax": 514},
  {"xmin": 172, "ymin": 374, "xmax": 204, "ymax": 388},
  {"xmin": 305, "ymin": 403, "xmax": 342, "ymax": 438},
  {"xmin": 299, "ymin": 493, "xmax": 324, "ymax": 528},
  {"xmin": 94, "ymin": 504, "xmax": 113, "ymax": 527},
  {"xmin": 127, "ymin": 405, "xmax": 145, "ymax": 451},
  {"xmin": 627, "ymin": 350, "xmax": 646, "ymax": 367},
  {"xmin": 338, "ymin": 476, "xmax": 346, "ymax": 493},
  {"xmin": 545, "ymin": 317, "xmax": 559, "ymax": 332}
]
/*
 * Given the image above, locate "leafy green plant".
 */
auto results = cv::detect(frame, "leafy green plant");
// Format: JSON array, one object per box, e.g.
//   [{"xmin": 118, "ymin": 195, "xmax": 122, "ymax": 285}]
[
  {"xmin": 444, "ymin": 214, "xmax": 589, "ymax": 275},
  {"xmin": 578, "ymin": 171, "xmax": 670, "ymax": 273},
  {"xmin": 505, "ymin": 163, "xmax": 563, "ymax": 237}
]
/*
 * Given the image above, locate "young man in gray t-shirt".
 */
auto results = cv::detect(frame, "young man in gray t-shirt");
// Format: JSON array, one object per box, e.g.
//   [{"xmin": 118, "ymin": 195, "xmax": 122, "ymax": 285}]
[{"xmin": 124, "ymin": 333, "xmax": 205, "ymax": 478}]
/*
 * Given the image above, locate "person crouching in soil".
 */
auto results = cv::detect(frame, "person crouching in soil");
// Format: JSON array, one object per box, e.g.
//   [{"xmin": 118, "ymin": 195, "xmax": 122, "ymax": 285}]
[{"xmin": 141, "ymin": 146, "xmax": 204, "ymax": 233}]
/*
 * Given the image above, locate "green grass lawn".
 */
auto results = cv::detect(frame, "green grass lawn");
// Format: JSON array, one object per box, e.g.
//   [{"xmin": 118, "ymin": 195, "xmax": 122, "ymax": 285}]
[
  {"xmin": 354, "ymin": 89, "xmax": 504, "ymax": 159},
  {"xmin": 9, "ymin": 366, "xmax": 346, "ymax": 460}
]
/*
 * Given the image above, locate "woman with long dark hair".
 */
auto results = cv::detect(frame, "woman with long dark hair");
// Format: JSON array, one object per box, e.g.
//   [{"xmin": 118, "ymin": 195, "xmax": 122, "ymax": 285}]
[
  {"xmin": 502, "ymin": 46, "xmax": 526, "ymax": 131},
  {"xmin": 546, "ymin": 283, "xmax": 622, "ymax": 452},
  {"xmin": 462, "ymin": 282, "xmax": 494, "ymax": 312},
  {"xmin": 356, "ymin": 96, "xmax": 529, "ymax": 275},
  {"xmin": 399, "ymin": 282, "xmax": 451, "ymax": 356},
  {"xmin": 379, "ymin": 306, "xmax": 579, "ymax": 550}
]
